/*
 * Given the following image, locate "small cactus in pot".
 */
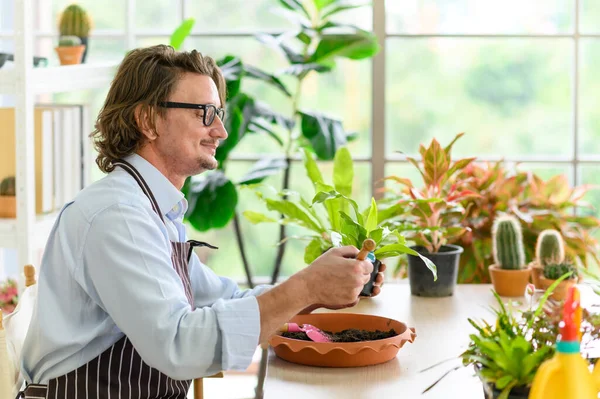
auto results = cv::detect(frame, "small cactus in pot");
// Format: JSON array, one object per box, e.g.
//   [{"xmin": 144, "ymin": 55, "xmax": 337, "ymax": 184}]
[
  {"xmin": 55, "ymin": 35, "xmax": 85, "ymax": 65},
  {"xmin": 531, "ymin": 229, "xmax": 566, "ymax": 289},
  {"xmin": 58, "ymin": 4, "xmax": 92, "ymax": 62},
  {"xmin": 488, "ymin": 214, "xmax": 532, "ymax": 297},
  {"xmin": 0, "ymin": 176, "xmax": 16, "ymax": 218},
  {"xmin": 540, "ymin": 260, "xmax": 578, "ymax": 301}
]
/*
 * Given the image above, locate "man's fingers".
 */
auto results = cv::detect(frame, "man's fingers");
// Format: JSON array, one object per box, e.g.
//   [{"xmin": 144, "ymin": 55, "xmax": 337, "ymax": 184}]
[
  {"xmin": 371, "ymin": 286, "xmax": 381, "ymax": 297},
  {"xmin": 333, "ymin": 245, "xmax": 359, "ymax": 258},
  {"xmin": 379, "ymin": 263, "xmax": 387, "ymax": 272},
  {"xmin": 375, "ymin": 272, "xmax": 384, "ymax": 285}
]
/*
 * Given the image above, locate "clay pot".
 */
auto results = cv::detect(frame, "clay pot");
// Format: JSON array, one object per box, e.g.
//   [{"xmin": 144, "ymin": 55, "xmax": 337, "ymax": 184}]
[
  {"xmin": 269, "ymin": 313, "xmax": 416, "ymax": 368},
  {"xmin": 488, "ymin": 264, "xmax": 532, "ymax": 297},
  {"xmin": 55, "ymin": 45, "xmax": 86, "ymax": 65},
  {"xmin": 0, "ymin": 196, "xmax": 16, "ymax": 218},
  {"xmin": 529, "ymin": 261, "xmax": 544, "ymax": 289},
  {"xmin": 539, "ymin": 275, "xmax": 577, "ymax": 301}
]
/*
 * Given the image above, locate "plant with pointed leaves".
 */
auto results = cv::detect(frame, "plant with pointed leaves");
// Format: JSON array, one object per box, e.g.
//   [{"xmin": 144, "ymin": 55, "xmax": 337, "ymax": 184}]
[
  {"xmin": 244, "ymin": 147, "xmax": 437, "ymax": 279},
  {"xmin": 380, "ymin": 133, "xmax": 480, "ymax": 255},
  {"xmin": 183, "ymin": 0, "xmax": 380, "ymax": 286}
]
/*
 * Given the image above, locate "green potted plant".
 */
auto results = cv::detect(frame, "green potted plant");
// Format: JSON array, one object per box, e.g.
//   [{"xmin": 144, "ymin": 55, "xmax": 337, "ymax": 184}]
[
  {"xmin": 54, "ymin": 35, "xmax": 85, "ymax": 65},
  {"xmin": 455, "ymin": 162, "xmax": 600, "ymax": 283},
  {"xmin": 539, "ymin": 261, "xmax": 578, "ymax": 301},
  {"xmin": 381, "ymin": 132, "xmax": 478, "ymax": 297},
  {"xmin": 0, "ymin": 176, "xmax": 16, "ymax": 218},
  {"xmin": 244, "ymin": 147, "xmax": 437, "ymax": 291},
  {"xmin": 488, "ymin": 214, "xmax": 531, "ymax": 297},
  {"xmin": 531, "ymin": 229, "xmax": 565, "ymax": 289},
  {"xmin": 58, "ymin": 4, "xmax": 92, "ymax": 62},
  {"xmin": 182, "ymin": 0, "xmax": 380, "ymax": 288}
]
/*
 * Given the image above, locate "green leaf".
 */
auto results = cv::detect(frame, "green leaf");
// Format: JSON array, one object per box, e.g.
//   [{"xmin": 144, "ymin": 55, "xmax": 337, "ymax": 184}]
[
  {"xmin": 278, "ymin": 0, "xmax": 311, "ymax": 19},
  {"xmin": 368, "ymin": 227, "xmax": 383, "ymax": 244},
  {"xmin": 281, "ymin": 62, "xmax": 332, "ymax": 78},
  {"xmin": 495, "ymin": 375, "xmax": 514, "ymax": 390},
  {"xmin": 375, "ymin": 244, "xmax": 437, "ymax": 280},
  {"xmin": 365, "ymin": 198, "xmax": 378, "ymax": 234},
  {"xmin": 265, "ymin": 198, "xmax": 325, "ymax": 233},
  {"xmin": 312, "ymin": 189, "xmax": 361, "ymax": 223},
  {"xmin": 170, "ymin": 18, "xmax": 195, "ymax": 50},
  {"xmin": 304, "ymin": 237, "xmax": 329, "ymax": 263},
  {"xmin": 243, "ymin": 210, "xmax": 278, "ymax": 224},
  {"xmin": 340, "ymin": 211, "xmax": 367, "ymax": 247},
  {"xmin": 185, "ymin": 172, "xmax": 237, "ymax": 232},
  {"xmin": 253, "ymin": 101, "xmax": 296, "ymax": 131},
  {"xmin": 313, "ymin": 0, "xmax": 336, "ymax": 10},
  {"xmin": 217, "ymin": 55, "xmax": 243, "ymax": 99},
  {"xmin": 377, "ymin": 202, "xmax": 406, "ymax": 224},
  {"xmin": 244, "ymin": 65, "xmax": 292, "ymax": 97},
  {"xmin": 321, "ymin": 1, "xmax": 370, "ymax": 19},
  {"xmin": 299, "ymin": 110, "xmax": 348, "ymax": 160},
  {"xmin": 333, "ymin": 147, "xmax": 353, "ymax": 196},
  {"xmin": 297, "ymin": 30, "xmax": 312, "ymax": 45},
  {"xmin": 216, "ymin": 93, "xmax": 254, "ymax": 164},
  {"xmin": 310, "ymin": 31, "xmax": 380, "ymax": 63},
  {"xmin": 256, "ymin": 33, "xmax": 305, "ymax": 64},
  {"xmin": 238, "ymin": 158, "xmax": 287, "ymax": 185},
  {"xmin": 248, "ymin": 119, "xmax": 285, "ymax": 147},
  {"xmin": 304, "ymin": 148, "xmax": 324, "ymax": 187}
]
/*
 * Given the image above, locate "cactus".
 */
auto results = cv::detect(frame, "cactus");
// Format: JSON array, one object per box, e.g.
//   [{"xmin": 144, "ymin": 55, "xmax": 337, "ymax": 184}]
[
  {"xmin": 58, "ymin": 35, "xmax": 82, "ymax": 47},
  {"xmin": 543, "ymin": 261, "xmax": 577, "ymax": 280},
  {"xmin": 59, "ymin": 4, "xmax": 92, "ymax": 37},
  {"xmin": 0, "ymin": 176, "xmax": 15, "ymax": 196},
  {"xmin": 492, "ymin": 214, "xmax": 525, "ymax": 270},
  {"xmin": 535, "ymin": 229, "xmax": 565, "ymax": 267}
]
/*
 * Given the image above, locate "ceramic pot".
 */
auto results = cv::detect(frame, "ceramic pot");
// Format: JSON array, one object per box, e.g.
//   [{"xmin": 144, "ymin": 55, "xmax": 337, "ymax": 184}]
[
  {"xmin": 489, "ymin": 264, "xmax": 532, "ymax": 297},
  {"xmin": 530, "ymin": 261, "xmax": 544, "ymax": 289},
  {"xmin": 270, "ymin": 313, "xmax": 416, "ymax": 368},
  {"xmin": 407, "ymin": 244, "xmax": 463, "ymax": 297},
  {"xmin": 0, "ymin": 196, "xmax": 16, "ymax": 218},
  {"xmin": 55, "ymin": 45, "xmax": 86, "ymax": 65},
  {"xmin": 539, "ymin": 275, "xmax": 577, "ymax": 301}
]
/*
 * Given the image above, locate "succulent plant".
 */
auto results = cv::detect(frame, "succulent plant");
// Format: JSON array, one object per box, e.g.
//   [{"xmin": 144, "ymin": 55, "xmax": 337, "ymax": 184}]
[
  {"xmin": 492, "ymin": 214, "xmax": 525, "ymax": 270},
  {"xmin": 0, "ymin": 176, "xmax": 15, "ymax": 196},
  {"xmin": 59, "ymin": 4, "xmax": 92, "ymax": 37},
  {"xmin": 58, "ymin": 35, "xmax": 82, "ymax": 47},
  {"xmin": 543, "ymin": 262, "xmax": 578, "ymax": 280},
  {"xmin": 536, "ymin": 229, "xmax": 565, "ymax": 267}
]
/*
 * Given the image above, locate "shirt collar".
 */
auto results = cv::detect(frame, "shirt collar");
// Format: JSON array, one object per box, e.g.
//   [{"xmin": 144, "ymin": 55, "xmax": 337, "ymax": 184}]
[{"xmin": 122, "ymin": 154, "xmax": 184, "ymax": 218}]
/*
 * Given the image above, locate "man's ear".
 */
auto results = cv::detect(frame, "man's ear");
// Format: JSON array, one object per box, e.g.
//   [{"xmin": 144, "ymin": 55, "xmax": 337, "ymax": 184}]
[{"xmin": 134, "ymin": 104, "xmax": 159, "ymax": 140}]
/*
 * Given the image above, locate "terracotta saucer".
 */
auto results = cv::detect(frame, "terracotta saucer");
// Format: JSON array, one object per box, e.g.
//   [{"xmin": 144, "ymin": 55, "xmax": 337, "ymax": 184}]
[{"xmin": 269, "ymin": 313, "xmax": 416, "ymax": 367}]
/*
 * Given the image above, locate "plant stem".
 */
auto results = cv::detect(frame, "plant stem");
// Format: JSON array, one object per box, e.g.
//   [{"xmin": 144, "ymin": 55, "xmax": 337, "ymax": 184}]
[
  {"xmin": 233, "ymin": 211, "xmax": 254, "ymax": 288},
  {"xmin": 271, "ymin": 76, "xmax": 305, "ymax": 285}
]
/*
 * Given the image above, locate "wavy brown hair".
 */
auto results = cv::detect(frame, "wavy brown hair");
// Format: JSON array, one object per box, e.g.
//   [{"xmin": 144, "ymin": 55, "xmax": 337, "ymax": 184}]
[{"xmin": 91, "ymin": 44, "xmax": 226, "ymax": 173}]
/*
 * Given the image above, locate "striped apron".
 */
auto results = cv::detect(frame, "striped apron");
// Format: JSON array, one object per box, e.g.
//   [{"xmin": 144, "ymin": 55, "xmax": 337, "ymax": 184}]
[{"xmin": 20, "ymin": 159, "xmax": 216, "ymax": 399}]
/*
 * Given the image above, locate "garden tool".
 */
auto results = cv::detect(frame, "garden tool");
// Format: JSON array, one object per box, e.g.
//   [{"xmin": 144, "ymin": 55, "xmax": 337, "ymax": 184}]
[
  {"xmin": 357, "ymin": 239, "xmax": 380, "ymax": 296},
  {"xmin": 279, "ymin": 323, "xmax": 332, "ymax": 343},
  {"xmin": 529, "ymin": 285, "xmax": 600, "ymax": 399}
]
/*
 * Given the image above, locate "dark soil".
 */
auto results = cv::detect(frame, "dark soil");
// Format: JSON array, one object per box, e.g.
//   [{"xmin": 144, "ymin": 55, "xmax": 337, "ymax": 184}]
[{"xmin": 281, "ymin": 328, "xmax": 397, "ymax": 342}]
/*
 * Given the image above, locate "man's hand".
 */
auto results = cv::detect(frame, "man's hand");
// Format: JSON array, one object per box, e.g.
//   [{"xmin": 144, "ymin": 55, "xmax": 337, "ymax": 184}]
[{"xmin": 299, "ymin": 262, "xmax": 387, "ymax": 315}]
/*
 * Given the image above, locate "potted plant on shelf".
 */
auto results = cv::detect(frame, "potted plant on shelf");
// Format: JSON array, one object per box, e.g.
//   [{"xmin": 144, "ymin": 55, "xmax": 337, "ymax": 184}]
[
  {"xmin": 0, "ymin": 176, "xmax": 16, "ymax": 218},
  {"xmin": 243, "ymin": 147, "xmax": 437, "ymax": 292},
  {"xmin": 539, "ymin": 261, "xmax": 578, "ymax": 301},
  {"xmin": 54, "ymin": 35, "xmax": 86, "ymax": 66},
  {"xmin": 380, "ymin": 132, "xmax": 478, "ymax": 297},
  {"xmin": 488, "ymin": 214, "xmax": 531, "ymax": 297},
  {"xmin": 531, "ymin": 229, "xmax": 565, "ymax": 289},
  {"xmin": 58, "ymin": 4, "xmax": 92, "ymax": 62}
]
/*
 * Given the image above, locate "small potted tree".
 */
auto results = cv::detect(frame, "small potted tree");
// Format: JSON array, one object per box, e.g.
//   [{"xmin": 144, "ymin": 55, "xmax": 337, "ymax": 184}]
[
  {"xmin": 54, "ymin": 35, "xmax": 86, "ymax": 65},
  {"xmin": 58, "ymin": 4, "xmax": 92, "ymax": 62},
  {"xmin": 489, "ymin": 214, "xmax": 531, "ymax": 297},
  {"xmin": 244, "ymin": 147, "xmax": 437, "ymax": 292},
  {"xmin": 531, "ymin": 229, "xmax": 565, "ymax": 289},
  {"xmin": 381, "ymin": 133, "xmax": 479, "ymax": 297},
  {"xmin": 0, "ymin": 176, "xmax": 16, "ymax": 218}
]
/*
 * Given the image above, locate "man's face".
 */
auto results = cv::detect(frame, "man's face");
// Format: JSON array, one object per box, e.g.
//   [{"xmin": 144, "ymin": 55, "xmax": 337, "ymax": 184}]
[{"xmin": 153, "ymin": 72, "xmax": 227, "ymax": 177}]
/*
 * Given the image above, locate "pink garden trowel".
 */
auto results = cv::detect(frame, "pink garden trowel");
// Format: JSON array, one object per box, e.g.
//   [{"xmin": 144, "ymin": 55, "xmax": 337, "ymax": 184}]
[{"xmin": 281, "ymin": 323, "xmax": 332, "ymax": 343}]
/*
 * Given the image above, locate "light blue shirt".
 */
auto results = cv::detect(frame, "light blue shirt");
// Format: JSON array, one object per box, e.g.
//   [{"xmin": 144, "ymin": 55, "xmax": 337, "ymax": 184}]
[{"xmin": 22, "ymin": 154, "xmax": 271, "ymax": 383}]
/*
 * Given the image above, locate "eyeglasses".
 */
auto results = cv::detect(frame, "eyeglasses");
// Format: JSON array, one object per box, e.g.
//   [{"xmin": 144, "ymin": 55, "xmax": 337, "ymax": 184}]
[{"xmin": 158, "ymin": 101, "xmax": 225, "ymax": 126}]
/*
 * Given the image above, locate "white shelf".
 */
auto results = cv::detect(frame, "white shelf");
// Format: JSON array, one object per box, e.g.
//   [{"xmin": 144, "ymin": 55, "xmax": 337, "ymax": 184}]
[
  {"xmin": 0, "ymin": 62, "xmax": 119, "ymax": 95},
  {"xmin": 0, "ymin": 213, "xmax": 58, "ymax": 249}
]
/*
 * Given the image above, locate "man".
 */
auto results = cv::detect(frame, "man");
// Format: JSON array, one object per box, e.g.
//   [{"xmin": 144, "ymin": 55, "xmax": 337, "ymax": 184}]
[{"xmin": 20, "ymin": 45, "xmax": 384, "ymax": 398}]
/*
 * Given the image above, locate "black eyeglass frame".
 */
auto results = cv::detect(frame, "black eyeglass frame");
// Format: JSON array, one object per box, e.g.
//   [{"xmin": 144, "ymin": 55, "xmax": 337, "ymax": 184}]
[{"xmin": 158, "ymin": 101, "xmax": 225, "ymax": 126}]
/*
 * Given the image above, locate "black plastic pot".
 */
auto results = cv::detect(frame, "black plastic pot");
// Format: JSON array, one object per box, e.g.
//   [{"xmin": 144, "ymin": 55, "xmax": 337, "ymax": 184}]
[
  {"xmin": 475, "ymin": 365, "xmax": 530, "ymax": 398},
  {"xmin": 359, "ymin": 258, "xmax": 381, "ymax": 297},
  {"xmin": 407, "ymin": 244, "xmax": 463, "ymax": 297}
]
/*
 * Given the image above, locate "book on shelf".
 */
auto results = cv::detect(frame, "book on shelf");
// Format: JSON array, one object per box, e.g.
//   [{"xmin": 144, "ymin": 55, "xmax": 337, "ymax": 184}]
[{"xmin": 0, "ymin": 103, "xmax": 90, "ymax": 217}]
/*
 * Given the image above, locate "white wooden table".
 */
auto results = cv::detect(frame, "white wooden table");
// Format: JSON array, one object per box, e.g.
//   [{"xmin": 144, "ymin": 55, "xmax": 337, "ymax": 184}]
[{"xmin": 264, "ymin": 283, "xmax": 588, "ymax": 399}]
